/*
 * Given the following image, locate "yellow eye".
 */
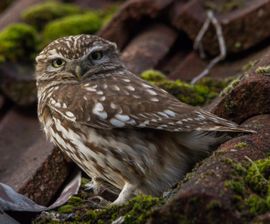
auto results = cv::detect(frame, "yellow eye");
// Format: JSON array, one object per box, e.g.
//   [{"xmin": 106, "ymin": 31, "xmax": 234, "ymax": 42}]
[
  {"xmin": 52, "ymin": 58, "xmax": 65, "ymax": 68},
  {"xmin": 89, "ymin": 51, "xmax": 103, "ymax": 61}
]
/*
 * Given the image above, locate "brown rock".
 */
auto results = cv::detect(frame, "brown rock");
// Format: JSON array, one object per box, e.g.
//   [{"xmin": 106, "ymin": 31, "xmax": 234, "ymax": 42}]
[
  {"xmin": 70, "ymin": 0, "xmax": 114, "ymax": 9},
  {"xmin": 0, "ymin": 0, "xmax": 43, "ymax": 30},
  {"xmin": 148, "ymin": 115, "xmax": 270, "ymax": 224},
  {"xmin": 121, "ymin": 24, "xmax": 178, "ymax": 74},
  {"xmin": 169, "ymin": 43, "xmax": 270, "ymax": 81},
  {"xmin": 0, "ymin": 63, "xmax": 36, "ymax": 106},
  {"xmin": 253, "ymin": 213, "xmax": 270, "ymax": 224},
  {"xmin": 210, "ymin": 52, "xmax": 270, "ymax": 123},
  {"xmin": 171, "ymin": 0, "xmax": 270, "ymax": 55},
  {"xmin": 99, "ymin": 0, "xmax": 174, "ymax": 50},
  {"xmin": 0, "ymin": 109, "xmax": 71, "ymax": 205}
]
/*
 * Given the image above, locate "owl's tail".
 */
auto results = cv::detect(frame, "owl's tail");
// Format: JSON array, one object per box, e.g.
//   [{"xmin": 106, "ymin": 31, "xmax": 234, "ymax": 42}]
[{"xmin": 178, "ymin": 131, "xmax": 234, "ymax": 153}]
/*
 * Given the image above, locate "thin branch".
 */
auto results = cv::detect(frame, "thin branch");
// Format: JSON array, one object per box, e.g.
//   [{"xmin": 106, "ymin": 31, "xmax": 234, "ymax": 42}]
[{"xmin": 191, "ymin": 10, "xmax": 227, "ymax": 84}]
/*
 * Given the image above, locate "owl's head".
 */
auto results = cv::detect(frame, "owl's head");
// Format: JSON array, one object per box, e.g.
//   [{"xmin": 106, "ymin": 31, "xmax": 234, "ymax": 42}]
[{"xmin": 35, "ymin": 34, "xmax": 123, "ymax": 84}]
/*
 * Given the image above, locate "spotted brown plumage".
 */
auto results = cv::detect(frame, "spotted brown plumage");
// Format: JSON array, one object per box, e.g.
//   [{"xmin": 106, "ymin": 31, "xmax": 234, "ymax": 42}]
[{"xmin": 36, "ymin": 34, "xmax": 253, "ymax": 205}]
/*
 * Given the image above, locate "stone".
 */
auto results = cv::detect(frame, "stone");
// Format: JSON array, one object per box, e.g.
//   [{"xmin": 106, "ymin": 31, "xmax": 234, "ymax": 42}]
[
  {"xmin": 99, "ymin": 0, "xmax": 174, "ymax": 50},
  {"xmin": 210, "ymin": 51, "xmax": 270, "ymax": 123},
  {"xmin": 0, "ymin": 109, "xmax": 71, "ymax": 205},
  {"xmin": 168, "ymin": 43, "xmax": 270, "ymax": 81},
  {"xmin": 148, "ymin": 115, "xmax": 270, "ymax": 224},
  {"xmin": 121, "ymin": 24, "xmax": 178, "ymax": 74},
  {"xmin": 171, "ymin": 0, "xmax": 270, "ymax": 55},
  {"xmin": 0, "ymin": 63, "xmax": 36, "ymax": 106}
]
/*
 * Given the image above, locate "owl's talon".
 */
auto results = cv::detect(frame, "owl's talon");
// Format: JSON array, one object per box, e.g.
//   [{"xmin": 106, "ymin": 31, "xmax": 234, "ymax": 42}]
[{"xmin": 84, "ymin": 181, "xmax": 95, "ymax": 192}]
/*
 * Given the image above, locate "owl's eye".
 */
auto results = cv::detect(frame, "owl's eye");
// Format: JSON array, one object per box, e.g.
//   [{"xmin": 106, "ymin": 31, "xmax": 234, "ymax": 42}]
[
  {"xmin": 89, "ymin": 50, "xmax": 103, "ymax": 61},
  {"xmin": 51, "ymin": 58, "xmax": 65, "ymax": 68}
]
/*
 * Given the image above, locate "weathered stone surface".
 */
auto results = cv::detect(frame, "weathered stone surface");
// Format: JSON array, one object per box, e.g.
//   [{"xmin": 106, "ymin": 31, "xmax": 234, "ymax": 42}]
[
  {"xmin": 0, "ymin": 0, "xmax": 43, "ymax": 30},
  {"xmin": 171, "ymin": 0, "xmax": 270, "ymax": 55},
  {"xmin": 148, "ymin": 115, "xmax": 270, "ymax": 224},
  {"xmin": 0, "ymin": 109, "xmax": 71, "ymax": 205},
  {"xmin": 99, "ymin": 0, "xmax": 173, "ymax": 49},
  {"xmin": 169, "ymin": 43, "xmax": 270, "ymax": 81},
  {"xmin": 253, "ymin": 213, "xmax": 270, "ymax": 224},
  {"xmin": 121, "ymin": 24, "xmax": 178, "ymax": 74},
  {"xmin": 210, "ymin": 52, "xmax": 270, "ymax": 123},
  {"xmin": 0, "ymin": 63, "xmax": 36, "ymax": 106},
  {"xmin": 71, "ymin": 0, "xmax": 115, "ymax": 9}
]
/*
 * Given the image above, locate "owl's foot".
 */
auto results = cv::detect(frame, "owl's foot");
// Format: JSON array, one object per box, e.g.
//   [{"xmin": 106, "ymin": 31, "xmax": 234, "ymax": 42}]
[
  {"xmin": 87, "ymin": 196, "xmax": 110, "ymax": 208},
  {"xmin": 84, "ymin": 179, "xmax": 105, "ymax": 195},
  {"xmin": 111, "ymin": 182, "xmax": 136, "ymax": 206}
]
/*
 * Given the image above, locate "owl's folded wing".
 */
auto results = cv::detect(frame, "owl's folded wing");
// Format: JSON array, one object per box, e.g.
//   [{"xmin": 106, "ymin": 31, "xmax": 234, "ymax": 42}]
[{"xmin": 48, "ymin": 74, "xmax": 253, "ymax": 133}]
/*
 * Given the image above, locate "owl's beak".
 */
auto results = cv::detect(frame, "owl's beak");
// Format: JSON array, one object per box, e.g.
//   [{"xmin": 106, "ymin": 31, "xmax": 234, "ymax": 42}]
[{"xmin": 75, "ymin": 65, "xmax": 82, "ymax": 80}]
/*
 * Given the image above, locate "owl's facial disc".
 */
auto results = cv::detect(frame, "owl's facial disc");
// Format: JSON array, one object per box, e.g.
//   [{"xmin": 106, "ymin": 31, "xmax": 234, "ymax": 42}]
[{"xmin": 35, "ymin": 35, "xmax": 123, "ymax": 82}]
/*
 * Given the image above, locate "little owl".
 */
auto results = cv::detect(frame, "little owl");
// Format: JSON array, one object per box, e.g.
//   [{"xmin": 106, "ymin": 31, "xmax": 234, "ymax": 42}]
[{"xmin": 36, "ymin": 35, "xmax": 252, "ymax": 205}]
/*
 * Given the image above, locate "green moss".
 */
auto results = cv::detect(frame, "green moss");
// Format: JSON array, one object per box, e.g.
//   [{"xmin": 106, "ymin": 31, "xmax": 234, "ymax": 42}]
[
  {"xmin": 255, "ymin": 65, "xmax": 270, "ymax": 75},
  {"xmin": 242, "ymin": 60, "xmax": 259, "ymax": 72},
  {"xmin": 234, "ymin": 142, "xmax": 248, "ymax": 149},
  {"xmin": 140, "ymin": 70, "xmax": 166, "ymax": 82},
  {"xmin": 224, "ymin": 180, "xmax": 245, "ymax": 195},
  {"xmin": 234, "ymin": 42, "xmax": 242, "ymax": 49},
  {"xmin": 22, "ymin": 2, "xmax": 82, "ymax": 30},
  {"xmin": 223, "ymin": 157, "xmax": 270, "ymax": 220},
  {"xmin": 42, "ymin": 12, "xmax": 102, "ymax": 47},
  {"xmin": 58, "ymin": 204, "xmax": 74, "ymax": 214},
  {"xmin": 203, "ymin": 0, "xmax": 245, "ymax": 13},
  {"xmin": 245, "ymin": 195, "xmax": 269, "ymax": 215},
  {"xmin": 140, "ymin": 70, "xmax": 231, "ymax": 106},
  {"xmin": 245, "ymin": 158, "xmax": 270, "ymax": 195},
  {"xmin": 206, "ymin": 200, "xmax": 222, "ymax": 210},
  {"xmin": 39, "ymin": 194, "xmax": 162, "ymax": 224},
  {"xmin": 220, "ymin": 77, "xmax": 240, "ymax": 96},
  {"xmin": 0, "ymin": 23, "xmax": 38, "ymax": 63},
  {"xmin": 73, "ymin": 195, "xmax": 162, "ymax": 224}
]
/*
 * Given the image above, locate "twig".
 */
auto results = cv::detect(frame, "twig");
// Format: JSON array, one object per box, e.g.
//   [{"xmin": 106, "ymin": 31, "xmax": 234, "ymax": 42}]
[{"xmin": 191, "ymin": 10, "xmax": 227, "ymax": 84}]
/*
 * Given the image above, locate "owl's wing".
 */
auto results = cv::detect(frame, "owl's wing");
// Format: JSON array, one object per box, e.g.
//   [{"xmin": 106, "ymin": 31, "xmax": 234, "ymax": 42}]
[{"xmin": 48, "ymin": 73, "xmax": 253, "ymax": 133}]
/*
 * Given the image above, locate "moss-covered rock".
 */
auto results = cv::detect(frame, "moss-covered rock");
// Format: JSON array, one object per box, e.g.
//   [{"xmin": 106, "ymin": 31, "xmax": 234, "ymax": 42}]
[
  {"xmin": 255, "ymin": 65, "xmax": 270, "ymax": 75},
  {"xmin": 203, "ymin": 0, "xmax": 245, "ymax": 13},
  {"xmin": 22, "ymin": 2, "xmax": 82, "ymax": 30},
  {"xmin": 0, "ymin": 23, "xmax": 38, "ymax": 63},
  {"xmin": 224, "ymin": 157, "xmax": 270, "ymax": 220},
  {"xmin": 42, "ymin": 12, "xmax": 102, "ymax": 47},
  {"xmin": 140, "ymin": 70, "xmax": 231, "ymax": 106},
  {"xmin": 34, "ymin": 194, "xmax": 162, "ymax": 224}
]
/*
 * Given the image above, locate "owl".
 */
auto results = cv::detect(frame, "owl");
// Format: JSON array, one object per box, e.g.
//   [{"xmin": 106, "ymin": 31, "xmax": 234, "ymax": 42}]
[{"xmin": 35, "ymin": 34, "xmax": 252, "ymax": 205}]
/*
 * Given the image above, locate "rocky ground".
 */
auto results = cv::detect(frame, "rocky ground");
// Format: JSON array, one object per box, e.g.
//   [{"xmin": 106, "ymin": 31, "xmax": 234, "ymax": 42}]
[{"xmin": 0, "ymin": 0, "xmax": 270, "ymax": 223}]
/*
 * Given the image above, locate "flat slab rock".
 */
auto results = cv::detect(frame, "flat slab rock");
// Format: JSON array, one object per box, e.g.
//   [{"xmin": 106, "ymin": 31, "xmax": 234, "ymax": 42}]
[
  {"xmin": 99, "ymin": 0, "xmax": 174, "ymax": 50},
  {"xmin": 171, "ymin": 0, "xmax": 270, "ymax": 55},
  {"xmin": 168, "ymin": 42, "xmax": 270, "ymax": 81},
  {"xmin": 0, "ymin": 109, "xmax": 71, "ymax": 206},
  {"xmin": 121, "ymin": 24, "xmax": 178, "ymax": 74}
]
